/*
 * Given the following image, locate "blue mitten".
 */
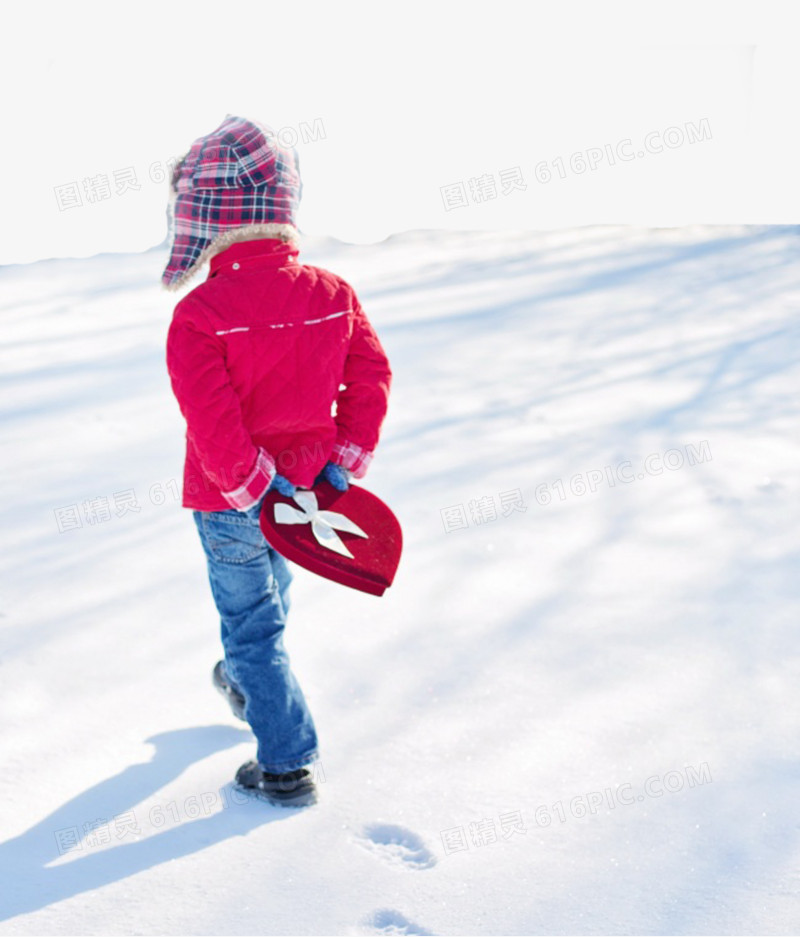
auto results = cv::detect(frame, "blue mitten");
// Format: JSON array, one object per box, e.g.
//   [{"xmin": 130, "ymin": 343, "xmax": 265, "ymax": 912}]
[
  {"xmin": 268, "ymin": 472, "xmax": 297, "ymax": 498},
  {"xmin": 317, "ymin": 461, "xmax": 352, "ymax": 491}
]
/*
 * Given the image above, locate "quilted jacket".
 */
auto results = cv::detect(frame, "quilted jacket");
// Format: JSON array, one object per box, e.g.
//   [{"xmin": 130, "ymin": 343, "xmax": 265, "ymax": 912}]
[{"xmin": 166, "ymin": 238, "xmax": 392, "ymax": 512}]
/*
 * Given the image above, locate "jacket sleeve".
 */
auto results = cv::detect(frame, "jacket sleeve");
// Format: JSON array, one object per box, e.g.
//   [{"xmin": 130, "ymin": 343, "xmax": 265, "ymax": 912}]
[
  {"xmin": 330, "ymin": 295, "xmax": 392, "ymax": 479},
  {"xmin": 166, "ymin": 299, "xmax": 276, "ymax": 510}
]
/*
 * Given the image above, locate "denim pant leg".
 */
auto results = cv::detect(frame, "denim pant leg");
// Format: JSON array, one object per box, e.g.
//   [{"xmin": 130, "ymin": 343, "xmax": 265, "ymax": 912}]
[{"xmin": 192, "ymin": 505, "xmax": 318, "ymax": 773}]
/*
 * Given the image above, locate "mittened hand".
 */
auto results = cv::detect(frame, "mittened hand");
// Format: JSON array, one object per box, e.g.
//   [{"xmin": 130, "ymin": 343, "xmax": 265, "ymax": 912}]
[
  {"xmin": 316, "ymin": 461, "xmax": 352, "ymax": 492},
  {"xmin": 268, "ymin": 463, "xmax": 352, "ymax": 499},
  {"xmin": 268, "ymin": 472, "xmax": 297, "ymax": 498}
]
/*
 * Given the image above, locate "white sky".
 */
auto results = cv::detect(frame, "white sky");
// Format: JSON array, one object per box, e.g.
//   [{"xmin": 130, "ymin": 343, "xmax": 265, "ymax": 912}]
[{"xmin": 2, "ymin": 0, "xmax": 799, "ymax": 265}]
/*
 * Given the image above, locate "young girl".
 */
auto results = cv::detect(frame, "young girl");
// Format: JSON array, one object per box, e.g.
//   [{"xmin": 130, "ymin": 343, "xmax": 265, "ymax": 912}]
[{"xmin": 163, "ymin": 115, "xmax": 392, "ymax": 807}]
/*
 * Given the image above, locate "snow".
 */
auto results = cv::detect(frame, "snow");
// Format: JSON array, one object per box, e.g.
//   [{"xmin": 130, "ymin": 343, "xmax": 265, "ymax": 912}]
[{"xmin": 0, "ymin": 225, "xmax": 798, "ymax": 935}]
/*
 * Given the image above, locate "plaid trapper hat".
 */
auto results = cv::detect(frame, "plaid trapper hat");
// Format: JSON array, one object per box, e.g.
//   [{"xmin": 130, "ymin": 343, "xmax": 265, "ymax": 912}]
[{"xmin": 162, "ymin": 114, "xmax": 303, "ymax": 290}]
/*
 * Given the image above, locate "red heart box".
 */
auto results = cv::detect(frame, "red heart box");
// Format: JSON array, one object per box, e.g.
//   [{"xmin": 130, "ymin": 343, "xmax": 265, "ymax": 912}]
[{"xmin": 259, "ymin": 480, "xmax": 402, "ymax": 596}]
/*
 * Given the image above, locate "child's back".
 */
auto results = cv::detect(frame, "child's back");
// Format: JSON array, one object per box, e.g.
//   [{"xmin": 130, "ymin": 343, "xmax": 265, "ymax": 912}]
[{"xmin": 168, "ymin": 235, "xmax": 391, "ymax": 509}]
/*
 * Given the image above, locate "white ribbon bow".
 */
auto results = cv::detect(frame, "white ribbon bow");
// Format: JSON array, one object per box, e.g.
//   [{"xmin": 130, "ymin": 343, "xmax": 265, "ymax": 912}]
[{"xmin": 274, "ymin": 489, "xmax": 368, "ymax": 558}]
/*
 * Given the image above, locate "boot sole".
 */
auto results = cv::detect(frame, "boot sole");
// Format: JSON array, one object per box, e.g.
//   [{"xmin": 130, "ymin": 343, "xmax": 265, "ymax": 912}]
[{"xmin": 233, "ymin": 781, "xmax": 319, "ymax": 808}]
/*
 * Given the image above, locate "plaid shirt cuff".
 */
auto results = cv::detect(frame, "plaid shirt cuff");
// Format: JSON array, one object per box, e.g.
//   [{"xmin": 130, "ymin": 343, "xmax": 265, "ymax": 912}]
[
  {"xmin": 220, "ymin": 447, "xmax": 276, "ymax": 511},
  {"xmin": 330, "ymin": 439, "xmax": 373, "ymax": 479}
]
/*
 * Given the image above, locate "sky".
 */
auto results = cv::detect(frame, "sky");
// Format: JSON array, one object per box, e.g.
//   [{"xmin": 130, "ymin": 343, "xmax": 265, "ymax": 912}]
[{"xmin": 2, "ymin": 0, "xmax": 799, "ymax": 266}]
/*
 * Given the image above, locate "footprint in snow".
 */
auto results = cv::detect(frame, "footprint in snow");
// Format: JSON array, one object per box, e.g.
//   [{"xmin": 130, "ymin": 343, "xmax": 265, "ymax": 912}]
[
  {"xmin": 357, "ymin": 822, "xmax": 437, "ymax": 870},
  {"xmin": 362, "ymin": 907, "xmax": 433, "ymax": 936}
]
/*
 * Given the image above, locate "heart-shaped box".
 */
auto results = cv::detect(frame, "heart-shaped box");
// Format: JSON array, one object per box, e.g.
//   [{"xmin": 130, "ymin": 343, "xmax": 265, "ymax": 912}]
[{"xmin": 259, "ymin": 480, "xmax": 402, "ymax": 596}]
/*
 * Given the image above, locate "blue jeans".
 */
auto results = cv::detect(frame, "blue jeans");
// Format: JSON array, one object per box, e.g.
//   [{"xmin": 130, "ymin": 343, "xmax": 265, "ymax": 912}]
[{"xmin": 192, "ymin": 496, "xmax": 319, "ymax": 773}]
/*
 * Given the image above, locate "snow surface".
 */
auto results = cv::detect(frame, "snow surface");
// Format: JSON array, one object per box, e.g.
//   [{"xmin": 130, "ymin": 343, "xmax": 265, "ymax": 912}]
[{"xmin": 0, "ymin": 225, "xmax": 798, "ymax": 936}]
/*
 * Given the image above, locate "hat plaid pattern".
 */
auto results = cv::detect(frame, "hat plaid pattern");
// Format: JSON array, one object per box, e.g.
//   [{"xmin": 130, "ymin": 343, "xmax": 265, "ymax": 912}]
[{"xmin": 162, "ymin": 115, "xmax": 303, "ymax": 290}]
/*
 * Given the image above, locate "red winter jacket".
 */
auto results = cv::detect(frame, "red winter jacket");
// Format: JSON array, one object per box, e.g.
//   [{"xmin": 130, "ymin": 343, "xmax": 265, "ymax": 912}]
[{"xmin": 166, "ymin": 238, "xmax": 392, "ymax": 512}]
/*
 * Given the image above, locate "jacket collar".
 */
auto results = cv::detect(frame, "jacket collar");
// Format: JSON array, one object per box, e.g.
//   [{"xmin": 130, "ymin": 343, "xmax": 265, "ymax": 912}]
[{"xmin": 208, "ymin": 238, "xmax": 300, "ymax": 278}]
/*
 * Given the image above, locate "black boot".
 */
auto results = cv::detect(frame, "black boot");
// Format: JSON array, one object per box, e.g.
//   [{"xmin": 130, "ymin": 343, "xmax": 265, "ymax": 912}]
[
  {"xmin": 212, "ymin": 660, "xmax": 246, "ymax": 722},
  {"xmin": 235, "ymin": 760, "xmax": 318, "ymax": 808}
]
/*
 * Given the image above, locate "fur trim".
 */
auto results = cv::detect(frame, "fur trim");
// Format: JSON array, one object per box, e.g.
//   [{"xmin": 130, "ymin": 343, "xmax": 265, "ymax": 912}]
[{"xmin": 162, "ymin": 223, "xmax": 301, "ymax": 292}]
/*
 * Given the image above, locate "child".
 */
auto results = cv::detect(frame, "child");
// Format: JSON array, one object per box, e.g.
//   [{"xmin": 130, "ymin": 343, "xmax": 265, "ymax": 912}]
[{"xmin": 162, "ymin": 115, "xmax": 392, "ymax": 807}]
